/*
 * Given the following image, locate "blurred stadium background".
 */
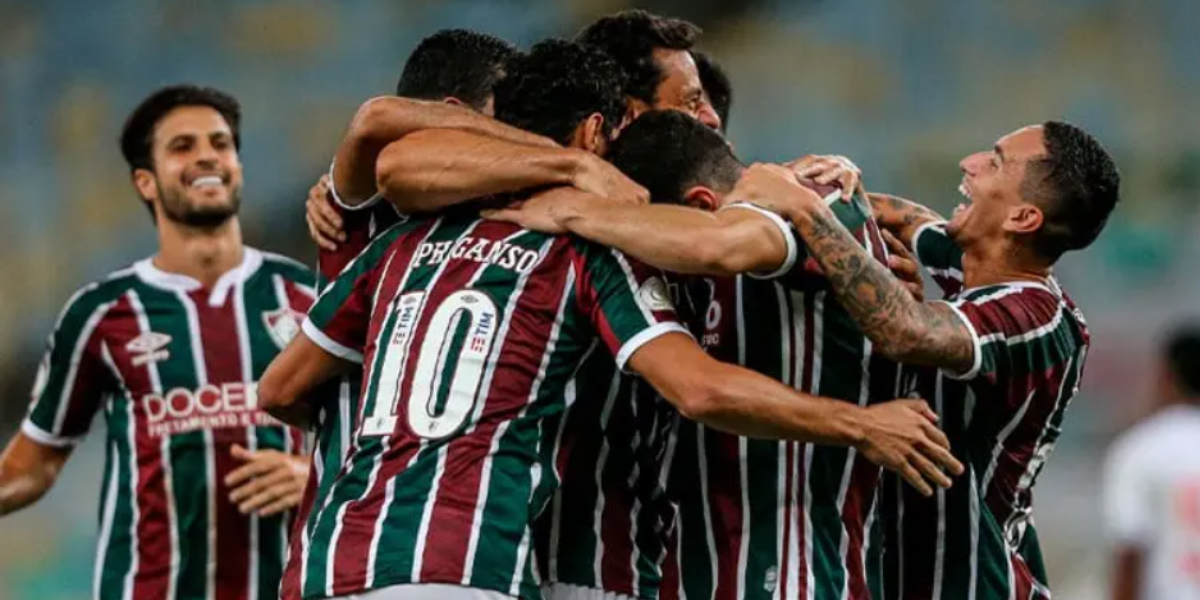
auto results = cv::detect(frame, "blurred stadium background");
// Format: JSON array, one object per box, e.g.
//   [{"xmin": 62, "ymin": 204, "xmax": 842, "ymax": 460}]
[{"xmin": 1, "ymin": 0, "xmax": 1197, "ymax": 597}]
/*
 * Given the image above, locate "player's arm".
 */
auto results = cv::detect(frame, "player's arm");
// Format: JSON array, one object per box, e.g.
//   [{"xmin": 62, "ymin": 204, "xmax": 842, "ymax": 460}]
[
  {"xmin": 740, "ymin": 164, "xmax": 974, "ymax": 373},
  {"xmin": 332, "ymin": 96, "xmax": 560, "ymax": 208},
  {"xmin": 257, "ymin": 333, "xmax": 352, "ymax": 430},
  {"xmin": 0, "ymin": 434, "xmax": 72, "ymax": 517},
  {"xmin": 375, "ymin": 128, "xmax": 648, "ymax": 214},
  {"xmin": 485, "ymin": 186, "xmax": 790, "ymax": 276},
  {"xmin": 866, "ymin": 192, "xmax": 945, "ymax": 249}
]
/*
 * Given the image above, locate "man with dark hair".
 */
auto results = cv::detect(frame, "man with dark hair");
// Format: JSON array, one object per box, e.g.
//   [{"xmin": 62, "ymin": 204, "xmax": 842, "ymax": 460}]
[
  {"xmin": 0, "ymin": 84, "xmax": 315, "ymax": 599},
  {"xmin": 735, "ymin": 122, "xmax": 1119, "ymax": 599},
  {"xmin": 487, "ymin": 109, "xmax": 927, "ymax": 600},
  {"xmin": 1104, "ymin": 326, "xmax": 1200, "ymax": 600},
  {"xmin": 255, "ymin": 40, "xmax": 958, "ymax": 600},
  {"xmin": 395, "ymin": 28, "xmax": 517, "ymax": 112},
  {"xmin": 693, "ymin": 50, "xmax": 732, "ymax": 132},
  {"xmin": 577, "ymin": 9, "xmax": 722, "ymax": 131}
]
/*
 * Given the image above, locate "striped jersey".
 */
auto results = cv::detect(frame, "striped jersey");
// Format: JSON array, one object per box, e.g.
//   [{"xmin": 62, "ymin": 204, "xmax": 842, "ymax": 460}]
[
  {"xmin": 875, "ymin": 222, "xmax": 1090, "ymax": 600},
  {"xmin": 298, "ymin": 209, "xmax": 687, "ymax": 600},
  {"xmin": 22, "ymin": 248, "xmax": 314, "ymax": 600},
  {"xmin": 533, "ymin": 345, "xmax": 680, "ymax": 600},
  {"xmin": 664, "ymin": 197, "xmax": 906, "ymax": 600},
  {"xmin": 280, "ymin": 191, "xmax": 404, "ymax": 600}
]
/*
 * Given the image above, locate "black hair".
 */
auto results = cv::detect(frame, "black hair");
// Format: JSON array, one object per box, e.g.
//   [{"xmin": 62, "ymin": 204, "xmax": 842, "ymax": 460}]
[
  {"xmin": 693, "ymin": 50, "xmax": 732, "ymax": 131},
  {"xmin": 395, "ymin": 29, "xmax": 517, "ymax": 110},
  {"xmin": 1165, "ymin": 326, "xmax": 1200, "ymax": 398},
  {"xmin": 492, "ymin": 39, "xmax": 627, "ymax": 146},
  {"xmin": 576, "ymin": 9, "xmax": 701, "ymax": 105},
  {"xmin": 1021, "ymin": 120, "xmax": 1121, "ymax": 261},
  {"xmin": 608, "ymin": 110, "xmax": 742, "ymax": 203},
  {"xmin": 119, "ymin": 84, "xmax": 241, "ymax": 173}
]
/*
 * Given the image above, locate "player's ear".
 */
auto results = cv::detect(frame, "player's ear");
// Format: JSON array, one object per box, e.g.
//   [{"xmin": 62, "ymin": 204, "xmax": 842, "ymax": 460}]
[
  {"xmin": 441, "ymin": 96, "xmax": 468, "ymax": 109},
  {"xmin": 132, "ymin": 168, "xmax": 158, "ymax": 204},
  {"xmin": 574, "ymin": 113, "xmax": 608, "ymax": 155},
  {"xmin": 682, "ymin": 186, "xmax": 719, "ymax": 212},
  {"xmin": 1004, "ymin": 203, "xmax": 1043, "ymax": 235}
]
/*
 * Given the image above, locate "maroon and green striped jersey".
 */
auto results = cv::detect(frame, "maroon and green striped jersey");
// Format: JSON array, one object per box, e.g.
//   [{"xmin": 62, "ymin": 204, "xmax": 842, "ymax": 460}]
[
  {"xmin": 663, "ymin": 198, "xmax": 907, "ymax": 600},
  {"xmin": 22, "ymin": 248, "xmax": 314, "ymax": 600},
  {"xmin": 297, "ymin": 210, "xmax": 687, "ymax": 600},
  {"xmin": 874, "ymin": 222, "xmax": 1089, "ymax": 600},
  {"xmin": 533, "ymin": 347, "xmax": 680, "ymax": 600},
  {"xmin": 280, "ymin": 191, "xmax": 404, "ymax": 600}
]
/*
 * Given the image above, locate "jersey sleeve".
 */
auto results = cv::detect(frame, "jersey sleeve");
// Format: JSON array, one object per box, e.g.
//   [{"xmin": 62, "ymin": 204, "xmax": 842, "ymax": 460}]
[
  {"xmin": 912, "ymin": 221, "xmax": 965, "ymax": 296},
  {"xmin": 939, "ymin": 285, "xmax": 1069, "ymax": 383},
  {"xmin": 739, "ymin": 190, "xmax": 876, "ymax": 283},
  {"xmin": 23, "ymin": 290, "xmax": 116, "ymax": 447},
  {"xmin": 304, "ymin": 244, "xmax": 388, "ymax": 364},
  {"xmin": 318, "ymin": 163, "xmax": 406, "ymax": 289},
  {"xmin": 1102, "ymin": 433, "xmax": 1153, "ymax": 546},
  {"xmin": 572, "ymin": 241, "xmax": 691, "ymax": 371}
]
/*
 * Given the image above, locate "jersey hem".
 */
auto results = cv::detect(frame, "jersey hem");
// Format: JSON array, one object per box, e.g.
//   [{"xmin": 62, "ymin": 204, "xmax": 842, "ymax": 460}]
[
  {"xmin": 614, "ymin": 322, "xmax": 693, "ymax": 372},
  {"xmin": 21, "ymin": 419, "xmax": 82, "ymax": 448},
  {"xmin": 721, "ymin": 203, "xmax": 799, "ymax": 280},
  {"xmin": 302, "ymin": 319, "xmax": 365, "ymax": 363}
]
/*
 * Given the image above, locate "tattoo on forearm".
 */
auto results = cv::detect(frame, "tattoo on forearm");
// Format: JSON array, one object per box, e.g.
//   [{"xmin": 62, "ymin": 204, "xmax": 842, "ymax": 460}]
[
  {"xmin": 870, "ymin": 194, "xmax": 943, "ymax": 237},
  {"xmin": 801, "ymin": 208, "xmax": 973, "ymax": 370}
]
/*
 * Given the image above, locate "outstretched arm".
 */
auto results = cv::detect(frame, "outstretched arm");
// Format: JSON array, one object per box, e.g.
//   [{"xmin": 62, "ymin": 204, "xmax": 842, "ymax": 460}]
[
  {"xmin": 484, "ymin": 186, "xmax": 790, "ymax": 276},
  {"xmin": 0, "ymin": 433, "xmax": 72, "ymax": 517},
  {"xmin": 867, "ymin": 193, "xmax": 945, "ymax": 249},
  {"xmin": 738, "ymin": 165, "xmax": 974, "ymax": 373},
  {"xmin": 629, "ymin": 333, "xmax": 963, "ymax": 496},
  {"xmin": 258, "ymin": 333, "xmax": 353, "ymax": 429},
  {"xmin": 332, "ymin": 96, "xmax": 560, "ymax": 208}
]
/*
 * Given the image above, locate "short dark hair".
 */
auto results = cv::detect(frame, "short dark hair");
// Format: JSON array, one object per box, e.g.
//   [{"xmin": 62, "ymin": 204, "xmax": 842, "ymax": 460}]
[
  {"xmin": 1164, "ymin": 326, "xmax": 1200, "ymax": 398},
  {"xmin": 1021, "ymin": 121, "xmax": 1121, "ymax": 261},
  {"xmin": 119, "ymin": 84, "xmax": 241, "ymax": 173},
  {"xmin": 492, "ymin": 39, "xmax": 626, "ymax": 146},
  {"xmin": 395, "ymin": 29, "xmax": 517, "ymax": 110},
  {"xmin": 576, "ymin": 10, "xmax": 701, "ymax": 105},
  {"xmin": 608, "ymin": 110, "xmax": 742, "ymax": 203},
  {"xmin": 693, "ymin": 51, "xmax": 732, "ymax": 131}
]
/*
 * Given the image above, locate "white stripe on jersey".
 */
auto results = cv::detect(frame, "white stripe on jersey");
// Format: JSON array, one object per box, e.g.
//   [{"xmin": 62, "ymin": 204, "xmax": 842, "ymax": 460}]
[
  {"xmin": 590, "ymin": 366, "xmax": 624, "ymax": 584},
  {"xmin": 99, "ymin": 342, "xmax": 139, "ymax": 600},
  {"xmin": 735, "ymin": 277, "xmax": 751, "ymax": 600},
  {"xmin": 611, "ymin": 250, "xmax": 656, "ymax": 326},
  {"xmin": 93, "ymin": 398, "xmax": 124, "ymax": 600},
  {"xmin": 968, "ymin": 472, "xmax": 980, "ymax": 600},
  {"xmin": 980, "ymin": 390, "xmax": 1035, "ymax": 493},
  {"xmin": 236, "ymin": 280, "xmax": 260, "ymax": 600},
  {"xmin": 696, "ymin": 425, "xmax": 721, "ymax": 598},
  {"xmin": 49, "ymin": 297, "xmax": 116, "ymax": 438},
  {"xmin": 931, "ymin": 375, "xmax": 947, "ymax": 600},
  {"xmin": 129, "ymin": 290, "xmax": 179, "ymax": 600},
  {"xmin": 836, "ymin": 338, "xmax": 873, "ymax": 600},
  {"xmin": 802, "ymin": 444, "xmax": 815, "ymax": 600}
]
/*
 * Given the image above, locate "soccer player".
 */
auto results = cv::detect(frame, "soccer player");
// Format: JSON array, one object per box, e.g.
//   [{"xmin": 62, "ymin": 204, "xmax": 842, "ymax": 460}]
[
  {"xmin": 280, "ymin": 29, "xmax": 519, "ymax": 600},
  {"xmin": 692, "ymin": 51, "xmax": 732, "ymax": 132},
  {"xmin": 0, "ymin": 85, "xmax": 314, "ymax": 599},
  {"xmin": 1104, "ymin": 326, "xmax": 1200, "ymax": 600},
  {"xmin": 257, "ymin": 40, "xmax": 957, "ymax": 600},
  {"xmin": 485, "ymin": 110, "xmax": 929, "ymax": 600},
  {"xmin": 742, "ymin": 122, "xmax": 1120, "ymax": 599}
]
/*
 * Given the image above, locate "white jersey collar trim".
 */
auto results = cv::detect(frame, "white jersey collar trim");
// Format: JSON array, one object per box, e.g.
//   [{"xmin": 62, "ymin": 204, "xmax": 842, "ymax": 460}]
[{"xmin": 134, "ymin": 247, "xmax": 264, "ymax": 306}]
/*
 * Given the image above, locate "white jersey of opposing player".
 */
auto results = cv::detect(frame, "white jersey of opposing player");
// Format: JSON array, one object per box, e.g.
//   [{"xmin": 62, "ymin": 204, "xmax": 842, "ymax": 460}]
[{"xmin": 1104, "ymin": 404, "xmax": 1200, "ymax": 600}]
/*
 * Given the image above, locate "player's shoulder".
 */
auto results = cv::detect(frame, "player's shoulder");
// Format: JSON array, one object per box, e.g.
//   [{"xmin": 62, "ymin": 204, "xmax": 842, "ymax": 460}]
[
  {"xmin": 253, "ymin": 247, "xmax": 314, "ymax": 282},
  {"xmin": 47, "ymin": 264, "xmax": 142, "ymax": 333}
]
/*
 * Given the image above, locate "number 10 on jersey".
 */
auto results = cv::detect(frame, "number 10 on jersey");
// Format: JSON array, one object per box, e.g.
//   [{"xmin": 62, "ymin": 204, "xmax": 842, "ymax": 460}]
[{"xmin": 362, "ymin": 289, "xmax": 500, "ymax": 440}]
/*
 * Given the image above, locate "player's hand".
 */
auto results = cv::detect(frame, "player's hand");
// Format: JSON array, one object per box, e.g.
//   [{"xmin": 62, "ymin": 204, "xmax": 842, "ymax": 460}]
[
  {"xmin": 482, "ymin": 187, "xmax": 597, "ymax": 234},
  {"xmin": 571, "ymin": 153, "xmax": 650, "ymax": 205},
  {"xmin": 306, "ymin": 174, "xmax": 345, "ymax": 251},
  {"xmin": 855, "ymin": 399, "xmax": 963, "ymax": 497},
  {"xmin": 729, "ymin": 163, "xmax": 824, "ymax": 217},
  {"xmin": 226, "ymin": 444, "xmax": 309, "ymax": 517},
  {"xmin": 785, "ymin": 154, "xmax": 863, "ymax": 200},
  {"xmin": 883, "ymin": 230, "xmax": 925, "ymax": 302}
]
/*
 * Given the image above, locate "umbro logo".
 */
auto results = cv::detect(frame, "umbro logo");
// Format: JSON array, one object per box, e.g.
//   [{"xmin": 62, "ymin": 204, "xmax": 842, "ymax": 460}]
[{"xmin": 126, "ymin": 332, "xmax": 171, "ymax": 367}]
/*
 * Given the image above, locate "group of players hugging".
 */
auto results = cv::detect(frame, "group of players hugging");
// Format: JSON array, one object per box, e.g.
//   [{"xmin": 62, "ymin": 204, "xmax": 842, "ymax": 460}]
[{"xmin": 0, "ymin": 9, "xmax": 1120, "ymax": 600}]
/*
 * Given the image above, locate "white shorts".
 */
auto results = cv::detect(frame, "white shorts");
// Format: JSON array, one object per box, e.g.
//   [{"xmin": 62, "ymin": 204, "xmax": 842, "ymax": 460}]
[
  {"xmin": 332, "ymin": 583, "xmax": 516, "ymax": 600},
  {"xmin": 541, "ymin": 582, "xmax": 639, "ymax": 600}
]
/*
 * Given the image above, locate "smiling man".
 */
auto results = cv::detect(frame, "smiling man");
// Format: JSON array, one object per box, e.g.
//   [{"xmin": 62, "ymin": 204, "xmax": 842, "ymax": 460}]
[{"xmin": 0, "ymin": 85, "xmax": 315, "ymax": 600}]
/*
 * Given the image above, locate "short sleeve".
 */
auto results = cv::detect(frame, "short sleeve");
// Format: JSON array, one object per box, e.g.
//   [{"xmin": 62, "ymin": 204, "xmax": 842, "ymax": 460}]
[
  {"xmin": 912, "ymin": 222, "xmax": 965, "ymax": 296},
  {"xmin": 317, "ymin": 202, "xmax": 405, "ymax": 290},
  {"xmin": 23, "ymin": 291, "xmax": 117, "ymax": 447},
  {"xmin": 746, "ymin": 190, "xmax": 876, "ymax": 283},
  {"xmin": 939, "ymin": 285, "xmax": 1065, "ymax": 382},
  {"xmin": 572, "ymin": 241, "xmax": 691, "ymax": 370},
  {"xmin": 1102, "ymin": 434, "xmax": 1153, "ymax": 546}
]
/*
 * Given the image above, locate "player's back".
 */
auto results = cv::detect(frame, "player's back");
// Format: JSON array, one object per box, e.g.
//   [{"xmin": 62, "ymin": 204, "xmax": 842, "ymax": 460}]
[
  {"xmin": 1105, "ymin": 405, "xmax": 1200, "ymax": 600},
  {"xmin": 300, "ymin": 209, "xmax": 683, "ymax": 600}
]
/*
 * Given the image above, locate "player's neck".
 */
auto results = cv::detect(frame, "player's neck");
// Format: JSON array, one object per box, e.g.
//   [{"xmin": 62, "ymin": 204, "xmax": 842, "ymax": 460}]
[
  {"xmin": 960, "ymin": 244, "xmax": 1052, "ymax": 291},
  {"xmin": 153, "ymin": 217, "xmax": 245, "ymax": 289}
]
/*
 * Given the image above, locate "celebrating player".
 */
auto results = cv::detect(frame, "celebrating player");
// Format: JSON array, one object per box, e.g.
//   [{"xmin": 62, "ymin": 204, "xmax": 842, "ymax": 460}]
[
  {"xmin": 485, "ymin": 109, "xmax": 932, "ymax": 600},
  {"xmin": 0, "ymin": 85, "xmax": 314, "ymax": 599},
  {"xmin": 744, "ymin": 123, "xmax": 1119, "ymax": 599},
  {"xmin": 257, "ymin": 39, "xmax": 957, "ymax": 600},
  {"xmin": 280, "ymin": 29, "xmax": 520, "ymax": 600}
]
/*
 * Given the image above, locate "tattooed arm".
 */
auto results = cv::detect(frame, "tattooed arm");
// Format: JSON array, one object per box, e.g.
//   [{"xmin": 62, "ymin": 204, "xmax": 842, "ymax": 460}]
[
  {"xmin": 739, "ymin": 165, "xmax": 975, "ymax": 373},
  {"xmin": 866, "ymin": 193, "xmax": 945, "ymax": 249}
]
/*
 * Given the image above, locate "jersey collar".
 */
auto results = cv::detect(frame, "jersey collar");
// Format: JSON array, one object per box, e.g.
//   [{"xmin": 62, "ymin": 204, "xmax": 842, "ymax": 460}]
[{"xmin": 135, "ymin": 247, "xmax": 263, "ymax": 306}]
